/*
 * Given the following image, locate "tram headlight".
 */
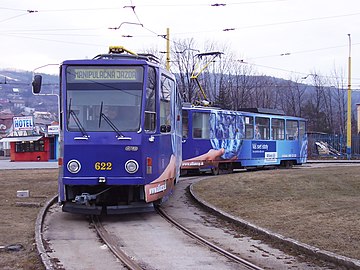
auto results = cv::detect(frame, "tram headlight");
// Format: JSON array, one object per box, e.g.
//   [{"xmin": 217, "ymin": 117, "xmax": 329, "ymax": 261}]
[
  {"xmin": 125, "ymin": 160, "xmax": 139, "ymax": 174},
  {"xmin": 67, "ymin": 159, "xmax": 81, "ymax": 174}
]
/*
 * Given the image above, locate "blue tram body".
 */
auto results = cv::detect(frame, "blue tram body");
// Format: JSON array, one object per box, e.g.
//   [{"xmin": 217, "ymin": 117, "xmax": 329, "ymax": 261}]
[
  {"xmin": 181, "ymin": 104, "xmax": 307, "ymax": 174},
  {"xmin": 33, "ymin": 47, "xmax": 182, "ymax": 214}
]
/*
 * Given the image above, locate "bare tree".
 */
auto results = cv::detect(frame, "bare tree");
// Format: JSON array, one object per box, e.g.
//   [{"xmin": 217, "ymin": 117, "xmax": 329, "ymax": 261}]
[
  {"xmin": 228, "ymin": 62, "xmax": 258, "ymax": 110},
  {"xmin": 146, "ymin": 38, "xmax": 351, "ymax": 136},
  {"xmin": 301, "ymin": 72, "xmax": 330, "ymax": 132},
  {"xmin": 171, "ymin": 38, "xmax": 199, "ymax": 103},
  {"xmin": 330, "ymin": 67, "xmax": 347, "ymax": 135},
  {"xmin": 279, "ymin": 76, "xmax": 307, "ymax": 117}
]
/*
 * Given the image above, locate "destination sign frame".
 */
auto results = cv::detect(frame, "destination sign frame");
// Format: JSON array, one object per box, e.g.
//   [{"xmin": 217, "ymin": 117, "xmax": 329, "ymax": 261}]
[{"xmin": 66, "ymin": 66, "xmax": 143, "ymax": 83}]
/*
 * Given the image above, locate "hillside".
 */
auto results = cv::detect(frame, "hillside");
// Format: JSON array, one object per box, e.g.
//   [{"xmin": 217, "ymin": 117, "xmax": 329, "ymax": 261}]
[
  {"xmin": 0, "ymin": 69, "xmax": 59, "ymax": 116},
  {"xmin": 1, "ymin": 69, "xmax": 360, "ymax": 121}
]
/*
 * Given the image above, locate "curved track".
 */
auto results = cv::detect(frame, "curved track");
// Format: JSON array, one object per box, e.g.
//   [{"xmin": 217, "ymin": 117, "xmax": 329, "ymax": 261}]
[
  {"xmin": 155, "ymin": 206, "xmax": 264, "ymax": 270},
  {"xmin": 35, "ymin": 161, "xmax": 360, "ymax": 269},
  {"xmin": 35, "ymin": 195, "xmax": 58, "ymax": 270}
]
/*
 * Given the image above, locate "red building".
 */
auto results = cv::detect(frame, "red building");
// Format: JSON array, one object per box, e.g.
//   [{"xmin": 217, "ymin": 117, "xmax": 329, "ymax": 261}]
[
  {"xmin": 0, "ymin": 117, "xmax": 59, "ymax": 162},
  {"xmin": 5, "ymin": 136, "xmax": 54, "ymax": 161}
]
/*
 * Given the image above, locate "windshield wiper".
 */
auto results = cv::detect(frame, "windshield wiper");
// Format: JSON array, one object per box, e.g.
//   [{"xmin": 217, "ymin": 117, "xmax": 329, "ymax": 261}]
[
  {"xmin": 68, "ymin": 98, "xmax": 89, "ymax": 139},
  {"xmin": 99, "ymin": 101, "xmax": 131, "ymax": 140}
]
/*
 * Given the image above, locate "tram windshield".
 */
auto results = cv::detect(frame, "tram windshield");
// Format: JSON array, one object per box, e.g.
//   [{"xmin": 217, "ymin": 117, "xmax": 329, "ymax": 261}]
[{"xmin": 65, "ymin": 66, "xmax": 143, "ymax": 132}]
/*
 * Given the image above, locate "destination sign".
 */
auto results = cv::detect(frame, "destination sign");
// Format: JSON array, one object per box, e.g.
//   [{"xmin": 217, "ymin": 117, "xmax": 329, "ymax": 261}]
[{"xmin": 67, "ymin": 66, "xmax": 143, "ymax": 83}]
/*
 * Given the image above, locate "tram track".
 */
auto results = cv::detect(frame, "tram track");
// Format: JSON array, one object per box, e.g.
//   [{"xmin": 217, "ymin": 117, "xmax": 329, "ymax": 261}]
[
  {"xmin": 91, "ymin": 210, "xmax": 264, "ymax": 270},
  {"xmin": 155, "ymin": 206, "xmax": 264, "ymax": 270},
  {"xmin": 91, "ymin": 215, "xmax": 143, "ymax": 270},
  {"xmin": 35, "ymin": 194, "xmax": 58, "ymax": 270},
  {"xmin": 34, "ymin": 162, "xmax": 359, "ymax": 269},
  {"xmin": 36, "ymin": 194, "xmax": 265, "ymax": 270}
]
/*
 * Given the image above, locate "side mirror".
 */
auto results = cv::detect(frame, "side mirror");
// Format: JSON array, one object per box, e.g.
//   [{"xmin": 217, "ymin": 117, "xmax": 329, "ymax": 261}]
[
  {"xmin": 32, "ymin": 75, "xmax": 42, "ymax": 94},
  {"xmin": 160, "ymin": 125, "xmax": 171, "ymax": 133}
]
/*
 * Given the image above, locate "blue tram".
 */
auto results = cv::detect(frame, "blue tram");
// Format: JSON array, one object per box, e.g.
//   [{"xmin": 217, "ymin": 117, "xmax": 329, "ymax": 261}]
[
  {"xmin": 181, "ymin": 104, "xmax": 307, "ymax": 174},
  {"xmin": 33, "ymin": 46, "xmax": 182, "ymax": 214}
]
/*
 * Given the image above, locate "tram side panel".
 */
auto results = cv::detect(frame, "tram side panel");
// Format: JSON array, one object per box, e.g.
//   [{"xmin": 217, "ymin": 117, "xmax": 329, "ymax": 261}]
[{"xmin": 181, "ymin": 107, "xmax": 308, "ymax": 174}]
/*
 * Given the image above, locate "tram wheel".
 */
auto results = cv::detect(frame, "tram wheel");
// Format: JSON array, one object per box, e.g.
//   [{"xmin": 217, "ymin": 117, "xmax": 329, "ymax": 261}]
[{"xmin": 211, "ymin": 166, "xmax": 220, "ymax": 175}]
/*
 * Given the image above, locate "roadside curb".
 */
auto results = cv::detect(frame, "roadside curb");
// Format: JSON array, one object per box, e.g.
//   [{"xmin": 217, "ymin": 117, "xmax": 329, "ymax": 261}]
[
  {"xmin": 35, "ymin": 195, "xmax": 58, "ymax": 270},
  {"xmin": 189, "ymin": 184, "xmax": 360, "ymax": 270}
]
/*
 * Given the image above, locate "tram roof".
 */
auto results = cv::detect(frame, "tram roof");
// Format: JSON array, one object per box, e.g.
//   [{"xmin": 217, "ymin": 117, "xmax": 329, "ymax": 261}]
[
  {"xmin": 183, "ymin": 104, "xmax": 306, "ymax": 120},
  {"xmin": 239, "ymin": 108, "xmax": 285, "ymax": 116},
  {"xmin": 183, "ymin": 103, "xmax": 285, "ymax": 115}
]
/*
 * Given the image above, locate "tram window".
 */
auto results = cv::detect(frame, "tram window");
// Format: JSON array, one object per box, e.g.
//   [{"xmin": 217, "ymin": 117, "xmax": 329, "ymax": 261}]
[
  {"xmin": 286, "ymin": 120, "xmax": 298, "ymax": 140},
  {"xmin": 145, "ymin": 67, "xmax": 156, "ymax": 132},
  {"xmin": 144, "ymin": 112, "xmax": 156, "ymax": 131},
  {"xmin": 244, "ymin": 116, "xmax": 254, "ymax": 139},
  {"xmin": 192, "ymin": 112, "xmax": 210, "ymax": 139},
  {"xmin": 182, "ymin": 110, "xmax": 189, "ymax": 138},
  {"xmin": 217, "ymin": 114, "xmax": 236, "ymax": 139},
  {"xmin": 236, "ymin": 115, "xmax": 245, "ymax": 139},
  {"xmin": 160, "ymin": 75, "xmax": 173, "ymax": 132},
  {"xmin": 299, "ymin": 121, "xmax": 306, "ymax": 139},
  {"xmin": 66, "ymin": 65, "xmax": 143, "ymax": 132},
  {"xmin": 272, "ymin": 118, "xmax": 285, "ymax": 140},
  {"xmin": 255, "ymin": 117, "xmax": 270, "ymax": 140}
]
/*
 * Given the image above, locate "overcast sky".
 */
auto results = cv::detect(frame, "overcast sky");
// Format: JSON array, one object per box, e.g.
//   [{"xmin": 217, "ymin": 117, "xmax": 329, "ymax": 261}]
[{"xmin": 0, "ymin": 0, "xmax": 359, "ymax": 87}]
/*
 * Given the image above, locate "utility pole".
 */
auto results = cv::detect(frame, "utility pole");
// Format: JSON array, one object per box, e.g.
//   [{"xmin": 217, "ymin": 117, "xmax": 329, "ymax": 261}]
[
  {"xmin": 166, "ymin": 28, "xmax": 170, "ymax": 71},
  {"xmin": 346, "ymin": 34, "xmax": 352, "ymax": 159}
]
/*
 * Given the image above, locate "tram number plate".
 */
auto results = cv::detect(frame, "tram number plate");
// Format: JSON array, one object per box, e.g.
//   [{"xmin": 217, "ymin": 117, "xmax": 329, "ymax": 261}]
[{"xmin": 95, "ymin": 162, "xmax": 112, "ymax": 171}]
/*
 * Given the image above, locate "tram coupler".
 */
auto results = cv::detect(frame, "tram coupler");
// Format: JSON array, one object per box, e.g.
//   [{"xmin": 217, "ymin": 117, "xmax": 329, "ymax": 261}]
[{"xmin": 74, "ymin": 193, "xmax": 97, "ymax": 205}]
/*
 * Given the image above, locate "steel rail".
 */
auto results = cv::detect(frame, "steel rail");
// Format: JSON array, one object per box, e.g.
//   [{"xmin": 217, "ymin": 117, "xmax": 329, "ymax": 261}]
[
  {"xmin": 35, "ymin": 194, "xmax": 58, "ymax": 270},
  {"xmin": 155, "ymin": 206, "xmax": 264, "ymax": 270},
  {"xmin": 91, "ymin": 215, "xmax": 143, "ymax": 270}
]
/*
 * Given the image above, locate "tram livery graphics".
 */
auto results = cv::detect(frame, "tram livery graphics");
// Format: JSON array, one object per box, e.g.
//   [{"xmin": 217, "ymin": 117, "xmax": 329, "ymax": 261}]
[
  {"xmin": 181, "ymin": 105, "xmax": 307, "ymax": 174},
  {"xmin": 32, "ymin": 47, "xmax": 182, "ymax": 214},
  {"xmin": 210, "ymin": 110, "xmax": 244, "ymax": 160},
  {"xmin": 250, "ymin": 141, "xmax": 277, "ymax": 164}
]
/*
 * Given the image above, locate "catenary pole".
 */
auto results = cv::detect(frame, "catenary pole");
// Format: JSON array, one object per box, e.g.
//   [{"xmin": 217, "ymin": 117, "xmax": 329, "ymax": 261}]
[{"xmin": 346, "ymin": 34, "xmax": 352, "ymax": 159}]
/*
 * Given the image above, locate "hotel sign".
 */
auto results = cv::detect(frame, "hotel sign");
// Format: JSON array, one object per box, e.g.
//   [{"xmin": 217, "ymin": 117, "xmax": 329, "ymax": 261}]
[{"xmin": 13, "ymin": 116, "xmax": 34, "ymax": 131}]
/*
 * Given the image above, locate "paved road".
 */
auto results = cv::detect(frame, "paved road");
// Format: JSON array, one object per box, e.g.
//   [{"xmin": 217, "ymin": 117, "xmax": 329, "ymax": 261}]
[{"xmin": 0, "ymin": 159, "xmax": 58, "ymax": 170}]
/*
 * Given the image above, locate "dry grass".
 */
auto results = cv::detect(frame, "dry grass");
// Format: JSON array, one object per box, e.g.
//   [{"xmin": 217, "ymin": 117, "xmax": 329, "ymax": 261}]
[
  {"xmin": 192, "ymin": 166, "xmax": 360, "ymax": 260},
  {"xmin": 0, "ymin": 169, "xmax": 58, "ymax": 270}
]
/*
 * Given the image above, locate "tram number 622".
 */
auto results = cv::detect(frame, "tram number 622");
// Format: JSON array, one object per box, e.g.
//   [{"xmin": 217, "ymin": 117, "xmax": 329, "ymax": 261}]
[{"xmin": 95, "ymin": 162, "xmax": 112, "ymax": 171}]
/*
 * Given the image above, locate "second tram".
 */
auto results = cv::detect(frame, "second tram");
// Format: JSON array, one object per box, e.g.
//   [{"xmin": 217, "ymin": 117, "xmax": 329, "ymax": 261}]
[{"xmin": 181, "ymin": 104, "xmax": 307, "ymax": 174}]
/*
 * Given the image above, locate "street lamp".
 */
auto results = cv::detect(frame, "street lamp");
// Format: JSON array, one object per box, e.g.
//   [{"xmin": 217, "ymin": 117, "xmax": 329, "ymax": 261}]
[
  {"xmin": 32, "ymin": 64, "xmax": 60, "ymax": 127},
  {"xmin": 346, "ymin": 34, "xmax": 352, "ymax": 159}
]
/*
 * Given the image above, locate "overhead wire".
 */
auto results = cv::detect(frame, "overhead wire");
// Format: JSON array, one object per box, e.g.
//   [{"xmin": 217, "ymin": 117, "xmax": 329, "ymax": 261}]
[
  {"xmin": 117, "ymin": 2, "xmax": 360, "ymax": 84},
  {"xmin": 0, "ymin": 12, "xmax": 34, "ymax": 24},
  {"xmin": 0, "ymin": 1, "xmax": 358, "ymax": 84},
  {"xmin": 131, "ymin": 0, "xmax": 290, "ymax": 8}
]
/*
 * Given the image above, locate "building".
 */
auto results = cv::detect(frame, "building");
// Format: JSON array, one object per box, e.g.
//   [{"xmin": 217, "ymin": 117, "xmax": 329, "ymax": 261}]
[
  {"xmin": 0, "ymin": 111, "xmax": 14, "ymax": 156},
  {"xmin": 0, "ymin": 114, "xmax": 59, "ymax": 161}
]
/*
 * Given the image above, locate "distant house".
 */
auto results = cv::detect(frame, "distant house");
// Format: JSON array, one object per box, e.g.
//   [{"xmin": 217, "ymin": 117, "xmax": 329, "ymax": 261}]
[
  {"xmin": 10, "ymin": 99, "xmax": 25, "ymax": 109},
  {"xmin": 0, "ymin": 112, "xmax": 59, "ymax": 161},
  {"xmin": 23, "ymin": 107, "xmax": 35, "ymax": 114},
  {"xmin": 0, "ymin": 111, "xmax": 14, "ymax": 156},
  {"xmin": 34, "ymin": 111, "xmax": 52, "ymax": 120}
]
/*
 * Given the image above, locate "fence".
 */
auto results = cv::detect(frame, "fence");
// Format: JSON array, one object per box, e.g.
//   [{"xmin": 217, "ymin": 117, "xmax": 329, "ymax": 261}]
[{"xmin": 308, "ymin": 133, "xmax": 360, "ymax": 159}]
